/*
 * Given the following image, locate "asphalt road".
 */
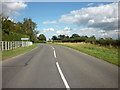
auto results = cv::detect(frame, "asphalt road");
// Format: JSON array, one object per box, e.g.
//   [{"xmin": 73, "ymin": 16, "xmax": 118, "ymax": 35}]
[{"xmin": 2, "ymin": 43, "xmax": 118, "ymax": 88}]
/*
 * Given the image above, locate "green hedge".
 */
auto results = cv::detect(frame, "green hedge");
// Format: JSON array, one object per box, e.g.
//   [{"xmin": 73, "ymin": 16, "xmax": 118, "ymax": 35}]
[
  {"xmin": 2, "ymin": 31, "xmax": 29, "ymax": 41},
  {"xmin": 34, "ymin": 40, "xmax": 46, "ymax": 43}
]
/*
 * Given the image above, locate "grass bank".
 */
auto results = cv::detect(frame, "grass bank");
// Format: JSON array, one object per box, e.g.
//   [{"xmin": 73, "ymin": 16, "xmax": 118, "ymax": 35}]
[
  {"xmin": 54, "ymin": 42, "xmax": 119, "ymax": 66},
  {"xmin": 2, "ymin": 44, "xmax": 38, "ymax": 60}
]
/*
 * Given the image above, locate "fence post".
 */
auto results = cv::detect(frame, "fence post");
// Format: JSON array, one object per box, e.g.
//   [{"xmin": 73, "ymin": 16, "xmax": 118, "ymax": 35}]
[
  {"xmin": 18, "ymin": 41, "xmax": 19, "ymax": 47},
  {"xmin": 27, "ymin": 41, "xmax": 28, "ymax": 46},
  {"xmin": 5, "ymin": 41, "xmax": 7, "ymax": 50},
  {"xmin": 14, "ymin": 41, "xmax": 16, "ymax": 48},
  {"xmin": 22, "ymin": 41, "xmax": 23, "ymax": 47},
  {"xmin": 12, "ymin": 41, "xmax": 13, "ymax": 49},
  {"xmin": 1, "ymin": 41, "xmax": 32, "ymax": 51},
  {"xmin": 16, "ymin": 41, "xmax": 18, "ymax": 48},
  {"xmin": 17, "ymin": 41, "xmax": 19, "ymax": 48},
  {"xmin": 3, "ymin": 41, "xmax": 4, "ymax": 50},
  {"xmin": 13, "ymin": 41, "xmax": 15, "ymax": 49},
  {"xmin": 12, "ymin": 41, "xmax": 14, "ymax": 49},
  {"xmin": 8, "ymin": 42, "xmax": 9, "ymax": 50},
  {"xmin": 21, "ymin": 41, "xmax": 22, "ymax": 47},
  {"xmin": 25, "ymin": 41, "xmax": 27, "ymax": 47},
  {"xmin": 0, "ymin": 42, "xmax": 1, "ymax": 51},
  {"xmin": 10, "ymin": 41, "xmax": 12, "ymax": 50}
]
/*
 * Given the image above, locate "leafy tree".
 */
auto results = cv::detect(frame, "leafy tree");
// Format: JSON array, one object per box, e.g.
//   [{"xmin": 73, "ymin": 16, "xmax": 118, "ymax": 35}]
[
  {"xmin": 71, "ymin": 34, "xmax": 79, "ymax": 38},
  {"xmin": 58, "ymin": 35, "xmax": 66, "ymax": 40},
  {"xmin": 38, "ymin": 34, "xmax": 46, "ymax": 41},
  {"xmin": 34, "ymin": 30, "xmax": 40, "ymax": 37},
  {"xmin": 66, "ymin": 36, "xmax": 69, "ymax": 38},
  {"xmin": 2, "ymin": 17, "xmax": 15, "ymax": 33},
  {"xmin": 85, "ymin": 35, "xmax": 96, "ymax": 44},
  {"xmin": 52, "ymin": 35, "xmax": 58, "ymax": 40},
  {"xmin": 22, "ymin": 18, "xmax": 37, "ymax": 42},
  {"xmin": 2, "ymin": 16, "xmax": 38, "ymax": 42},
  {"xmin": 15, "ymin": 22, "xmax": 24, "ymax": 34}
]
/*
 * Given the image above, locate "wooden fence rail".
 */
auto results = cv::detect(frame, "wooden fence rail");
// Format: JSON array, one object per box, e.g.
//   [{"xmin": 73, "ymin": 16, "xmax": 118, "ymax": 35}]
[{"xmin": 0, "ymin": 41, "xmax": 33, "ymax": 51}]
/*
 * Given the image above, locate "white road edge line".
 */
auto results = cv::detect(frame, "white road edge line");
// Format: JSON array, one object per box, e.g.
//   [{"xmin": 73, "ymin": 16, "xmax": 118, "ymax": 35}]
[{"xmin": 56, "ymin": 62, "xmax": 70, "ymax": 90}]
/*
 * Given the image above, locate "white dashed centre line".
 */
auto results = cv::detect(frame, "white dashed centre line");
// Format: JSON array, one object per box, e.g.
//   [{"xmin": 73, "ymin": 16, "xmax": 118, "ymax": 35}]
[
  {"xmin": 50, "ymin": 45, "xmax": 70, "ymax": 90},
  {"xmin": 56, "ymin": 62, "xmax": 70, "ymax": 90},
  {"xmin": 51, "ymin": 46, "xmax": 56, "ymax": 58},
  {"xmin": 54, "ymin": 50, "xmax": 57, "ymax": 58}
]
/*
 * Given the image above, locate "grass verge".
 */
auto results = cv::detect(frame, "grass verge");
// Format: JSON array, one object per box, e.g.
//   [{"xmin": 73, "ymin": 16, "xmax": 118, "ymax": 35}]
[
  {"xmin": 2, "ymin": 44, "xmax": 38, "ymax": 60},
  {"xmin": 53, "ymin": 42, "xmax": 119, "ymax": 66}
]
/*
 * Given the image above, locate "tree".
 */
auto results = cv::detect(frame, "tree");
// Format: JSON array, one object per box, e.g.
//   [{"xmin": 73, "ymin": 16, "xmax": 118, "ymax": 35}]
[
  {"xmin": 85, "ymin": 35, "xmax": 96, "ymax": 44},
  {"xmin": 15, "ymin": 22, "xmax": 24, "ymax": 34},
  {"xmin": 71, "ymin": 34, "xmax": 79, "ymax": 38},
  {"xmin": 66, "ymin": 36, "xmax": 69, "ymax": 38},
  {"xmin": 52, "ymin": 35, "xmax": 58, "ymax": 40},
  {"xmin": 2, "ymin": 16, "xmax": 15, "ymax": 33},
  {"xmin": 22, "ymin": 18, "xmax": 37, "ymax": 42},
  {"xmin": 38, "ymin": 34, "xmax": 46, "ymax": 41},
  {"xmin": 2, "ymin": 16, "xmax": 38, "ymax": 42},
  {"xmin": 34, "ymin": 30, "xmax": 40, "ymax": 37},
  {"xmin": 58, "ymin": 35, "xmax": 66, "ymax": 40}
]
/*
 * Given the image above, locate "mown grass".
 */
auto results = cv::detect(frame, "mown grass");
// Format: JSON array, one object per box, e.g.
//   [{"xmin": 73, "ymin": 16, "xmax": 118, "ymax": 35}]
[
  {"xmin": 54, "ymin": 42, "xmax": 119, "ymax": 66},
  {"xmin": 2, "ymin": 44, "xmax": 38, "ymax": 60}
]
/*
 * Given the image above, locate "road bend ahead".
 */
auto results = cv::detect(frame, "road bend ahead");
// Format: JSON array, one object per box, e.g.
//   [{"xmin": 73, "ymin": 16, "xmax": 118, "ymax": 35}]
[{"xmin": 2, "ymin": 44, "xmax": 118, "ymax": 88}]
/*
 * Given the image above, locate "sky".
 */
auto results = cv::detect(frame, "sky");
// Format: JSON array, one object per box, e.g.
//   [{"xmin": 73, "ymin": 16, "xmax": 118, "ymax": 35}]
[{"xmin": 2, "ymin": 1, "xmax": 119, "ymax": 40}]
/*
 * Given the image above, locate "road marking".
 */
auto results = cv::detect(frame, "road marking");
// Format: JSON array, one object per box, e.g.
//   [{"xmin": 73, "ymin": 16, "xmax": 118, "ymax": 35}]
[
  {"xmin": 56, "ymin": 62, "xmax": 70, "ymax": 90},
  {"xmin": 51, "ymin": 46, "xmax": 55, "ymax": 50},
  {"xmin": 51, "ymin": 45, "xmax": 70, "ymax": 89},
  {"xmin": 51, "ymin": 46, "xmax": 57, "ymax": 58},
  {"xmin": 54, "ymin": 50, "xmax": 57, "ymax": 58}
]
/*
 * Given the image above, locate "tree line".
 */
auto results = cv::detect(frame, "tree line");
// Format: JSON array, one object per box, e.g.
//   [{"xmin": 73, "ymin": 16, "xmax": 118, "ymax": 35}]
[
  {"xmin": 51, "ymin": 34, "xmax": 120, "ymax": 47},
  {"xmin": 1, "ymin": 16, "xmax": 40, "ymax": 42}
]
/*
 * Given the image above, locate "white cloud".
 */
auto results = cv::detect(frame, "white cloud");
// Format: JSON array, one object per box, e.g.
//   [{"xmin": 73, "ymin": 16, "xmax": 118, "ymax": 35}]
[
  {"xmin": 56, "ymin": 27, "xmax": 72, "ymax": 35},
  {"xmin": 88, "ymin": 19, "xmax": 95, "ymax": 24},
  {"xmin": 87, "ymin": 3, "xmax": 94, "ymax": 6},
  {"xmin": 2, "ymin": 0, "xmax": 30, "ymax": 2},
  {"xmin": 64, "ymin": 27, "xmax": 72, "ymax": 31},
  {"xmin": 42, "ymin": 21, "xmax": 57, "ymax": 24},
  {"xmin": 105, "ymin": 30, "xmax": 118, "ymax": 39},
  {"xmin": 56, "ymin": 30, "xmax": 71, "ymax": 35},
  {"xmin": 75, "ymin": 28, "xmax": 97, "ymax": 37},
  {"xmin": 59, "ymin": 3, "xmax": 118, "ymax": 31},
  {"xmin": 2, "ymin": 1, "xmax": 27, "ymax": 16},
  {"xmin": 43, "ymin": 28, "xmax": 55, "ymax": 32},
  {"xmin": 99, "ymin": 30, "xmax": 106, "ymax": 33},
  {"xmin": 73, "ymin": 27, "xmax": 118, "ymax": 39}
]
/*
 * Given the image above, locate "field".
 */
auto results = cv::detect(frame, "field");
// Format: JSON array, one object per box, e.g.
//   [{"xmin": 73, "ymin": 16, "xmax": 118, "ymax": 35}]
[
  {"xmin": 54, "ymin": 42, "xmax": 119, "ymax": 66},
  {"xmin": 2, "ymin": 44, "xmax": 38, "ymax": 60}
]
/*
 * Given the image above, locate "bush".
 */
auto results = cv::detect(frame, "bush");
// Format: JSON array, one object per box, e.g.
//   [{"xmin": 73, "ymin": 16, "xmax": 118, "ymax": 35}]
[
  {"xmin": 34, "ymin": 40, "xmax": 46, "ymax": 43},
  {"xmin": 2, "ymin": 31, "xmax": 29, "ymax": 41}
]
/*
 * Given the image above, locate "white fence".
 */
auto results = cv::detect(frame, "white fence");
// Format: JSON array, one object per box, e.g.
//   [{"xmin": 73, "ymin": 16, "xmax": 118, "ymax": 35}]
[{"xmin": 0, "ymin": 41, "xmax": 33, "ymax": 51}]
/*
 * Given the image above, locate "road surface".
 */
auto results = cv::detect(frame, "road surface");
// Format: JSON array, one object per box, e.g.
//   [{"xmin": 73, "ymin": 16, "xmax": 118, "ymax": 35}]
[{"xmin": 2, "ymin": 43, "xmax": 118, "ymax": 89}]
